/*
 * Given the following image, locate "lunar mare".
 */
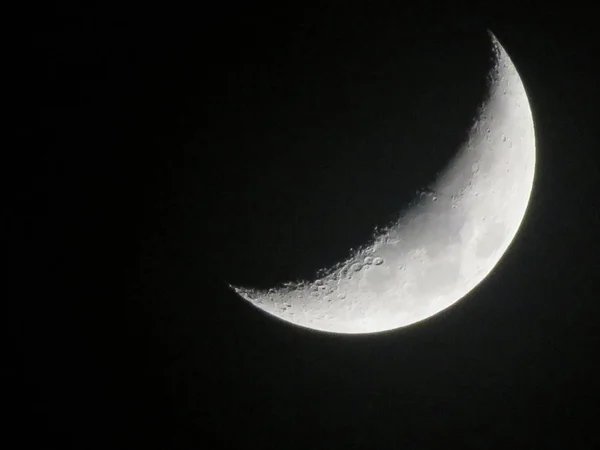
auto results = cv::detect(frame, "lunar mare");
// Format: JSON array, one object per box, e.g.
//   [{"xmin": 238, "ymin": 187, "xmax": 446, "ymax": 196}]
[{"xmin": 231, "ymin": 32, "xmax": 536, "ymax": 334}]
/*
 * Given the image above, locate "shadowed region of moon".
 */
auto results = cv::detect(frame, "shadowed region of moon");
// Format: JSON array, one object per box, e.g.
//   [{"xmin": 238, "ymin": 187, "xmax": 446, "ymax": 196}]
[
  {"xmin": 216, "ymin": 26, "xmax": 492, "ymax": 290},
  {"xmin": 227, "ymin": 29, "xmax": 536, "ymax": 333}
]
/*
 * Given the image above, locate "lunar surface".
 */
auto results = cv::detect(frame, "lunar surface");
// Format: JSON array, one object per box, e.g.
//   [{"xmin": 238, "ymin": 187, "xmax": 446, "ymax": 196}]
[{"xmin": 231, "ymin": 32, "xmax": 536, "ymax": 334}]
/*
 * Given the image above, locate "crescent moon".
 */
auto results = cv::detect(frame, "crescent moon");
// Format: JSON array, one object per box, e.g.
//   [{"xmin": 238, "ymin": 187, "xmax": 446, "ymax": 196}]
[{"xmin": 230, "ymin": 32, "xmax": 536, "ymax": 334}]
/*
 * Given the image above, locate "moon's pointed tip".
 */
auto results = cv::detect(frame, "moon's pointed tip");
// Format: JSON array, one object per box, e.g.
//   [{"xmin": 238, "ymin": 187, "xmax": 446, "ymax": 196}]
[
  {"xmin": 227, "ymin": 282, "xmax": 253, "ymax": 297},
  {"xmin": 485, "ymin": 29, "xmax": 500, "ymax": 45}
]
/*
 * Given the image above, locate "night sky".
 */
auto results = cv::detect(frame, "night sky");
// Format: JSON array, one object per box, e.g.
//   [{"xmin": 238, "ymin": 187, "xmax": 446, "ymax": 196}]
[{"xmin": 8, "ymin": 3, "xmax": 599, "ymax": 449}]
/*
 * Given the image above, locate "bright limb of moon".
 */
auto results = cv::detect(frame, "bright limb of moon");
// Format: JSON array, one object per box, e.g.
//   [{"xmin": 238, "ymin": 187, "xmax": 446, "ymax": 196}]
[{"xmin": 230, "ymin": 32, "xmax": 536, "ymax": 334}]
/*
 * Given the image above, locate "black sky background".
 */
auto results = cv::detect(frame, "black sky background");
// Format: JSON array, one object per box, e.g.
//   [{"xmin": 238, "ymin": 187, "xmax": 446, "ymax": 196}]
[{"xmin": 7, "ymin": 3, "xmax": 599, "ymax": 449}]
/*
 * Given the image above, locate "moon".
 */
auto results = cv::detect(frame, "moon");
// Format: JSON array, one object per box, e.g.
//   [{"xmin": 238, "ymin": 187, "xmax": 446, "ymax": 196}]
[{"xmin": 230, "ymin": 32, "xmax": 536, "ymax": 334}]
